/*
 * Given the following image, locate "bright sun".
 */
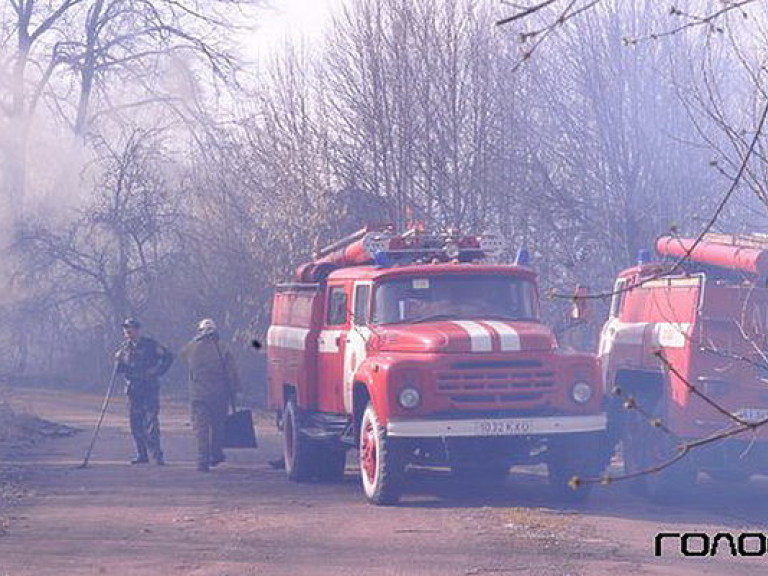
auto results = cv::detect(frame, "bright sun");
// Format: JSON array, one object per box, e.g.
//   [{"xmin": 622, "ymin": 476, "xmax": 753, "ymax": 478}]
[
  {"xmin": 280, "ymin": 0, "xmax": 333, "ymax": 37},
  {"xmin": 243, "ymin": 0, "xmax": 338, "ymax": 59}
]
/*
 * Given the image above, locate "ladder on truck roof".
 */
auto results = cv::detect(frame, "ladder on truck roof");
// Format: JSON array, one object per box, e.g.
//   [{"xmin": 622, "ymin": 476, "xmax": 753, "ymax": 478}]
[
  {"xmin": 296, "ymin": 224, "xmax": 506, "ymax": 283},
  {"xmin": 315, "ymin": 224, "xmax": 394, "ymax": 259},
  {"xmin": 703, "ymin": 232, "xmax": 768, "ymax": 250}
]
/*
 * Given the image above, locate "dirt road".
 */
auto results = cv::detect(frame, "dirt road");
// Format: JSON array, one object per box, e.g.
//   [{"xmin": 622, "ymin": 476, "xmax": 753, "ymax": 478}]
[{"xmin": 2, "ymin": 388, "xmax": 768, "ymax": 576}]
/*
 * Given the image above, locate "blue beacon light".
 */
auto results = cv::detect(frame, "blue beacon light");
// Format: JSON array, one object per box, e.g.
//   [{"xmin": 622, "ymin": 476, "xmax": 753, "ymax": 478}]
[
  {"xmin": 637, "ymin": 248, "xmax": 651, "ymax": 265},
  {"xmin": 374, "ymin": 251, "xmax": 393, "ymax": 267},
  {"xmin": 514, "ymin": 247, "xmax": 531, "ymax": 267}
]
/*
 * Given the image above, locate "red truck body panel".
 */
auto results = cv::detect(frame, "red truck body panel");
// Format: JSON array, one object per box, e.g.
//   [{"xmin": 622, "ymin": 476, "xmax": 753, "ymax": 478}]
[
  {"xmin": 601, "ymin": 235, "xmax": 768, "ymax": 476},
  {"xmin": 270, "ymin": 263, "xmax": 603, "ymax": 425}
]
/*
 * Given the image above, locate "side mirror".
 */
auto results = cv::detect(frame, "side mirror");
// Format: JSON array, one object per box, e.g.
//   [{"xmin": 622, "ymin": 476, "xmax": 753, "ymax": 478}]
[{"xmin": 569, "ymin": 285, "xmax": 592, "ymax": 323}]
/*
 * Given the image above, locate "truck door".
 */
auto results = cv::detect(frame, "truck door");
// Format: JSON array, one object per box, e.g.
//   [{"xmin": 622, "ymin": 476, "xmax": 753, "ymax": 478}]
[
  {"xmin": 317, "ymin": 283, "xmax": 350, "ymax": 413},
  {"xmin": 598, "ymin": 278, "xmax": 627, "ymax": 392},
  {"xmin": 344, "ymin": 282, "xmax": 372, "ymax": 412},
  {"xmin": 598, "ymin": 278, "xmax": 627, "ymax": 361}
]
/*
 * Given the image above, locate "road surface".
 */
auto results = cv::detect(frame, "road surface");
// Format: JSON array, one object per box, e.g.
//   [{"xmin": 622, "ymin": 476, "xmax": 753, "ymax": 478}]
[{"xmin": 1, "ymin": 387, "xmax": 768, "ymax": 575}]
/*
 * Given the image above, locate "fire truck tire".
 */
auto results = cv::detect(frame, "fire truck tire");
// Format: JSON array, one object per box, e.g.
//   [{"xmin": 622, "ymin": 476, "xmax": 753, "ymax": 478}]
[
  {"xmin": 622, "ymin": 401, "xmax": 697, "ymax": 500},
  {"xmin": 359, "ymin": 403, "xmax": 403, "ymax": 505},
  {"xmin": 317, "ymin": 446, "xmax": 347, "ymax": 482},
  {"xmin": 283, "ymin": 399, "xmax": 318, "ymax": 482},
  {"xmin": 547, "ymin": 435, "xmax": 598, "ymax": 504}
]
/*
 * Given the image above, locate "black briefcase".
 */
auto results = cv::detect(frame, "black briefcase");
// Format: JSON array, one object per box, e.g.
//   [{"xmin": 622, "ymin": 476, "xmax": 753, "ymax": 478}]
[{"xmin": 223, "ymin": 409, "xmax": 258, "ymax": 449}]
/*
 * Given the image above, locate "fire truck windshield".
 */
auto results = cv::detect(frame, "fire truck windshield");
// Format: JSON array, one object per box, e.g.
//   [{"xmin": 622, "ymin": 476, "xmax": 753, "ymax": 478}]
[{"xmin": 372, "ymin": 275, "xmax": 539, "ymax": 325}]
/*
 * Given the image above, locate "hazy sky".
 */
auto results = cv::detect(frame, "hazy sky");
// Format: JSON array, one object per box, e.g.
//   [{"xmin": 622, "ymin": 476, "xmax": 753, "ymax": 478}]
[{"xmin": 242, "ymin": 0, "xmax": 340, "ymax": 61}]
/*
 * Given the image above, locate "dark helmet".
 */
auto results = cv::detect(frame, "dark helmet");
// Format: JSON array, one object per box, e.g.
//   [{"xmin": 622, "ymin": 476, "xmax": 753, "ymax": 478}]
[{"xmin": 121, "ymin": 318, "xmax": 142, "ymax": 329}]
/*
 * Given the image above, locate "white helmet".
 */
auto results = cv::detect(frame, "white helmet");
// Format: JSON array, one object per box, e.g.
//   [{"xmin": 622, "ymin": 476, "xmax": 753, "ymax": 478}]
[{"xmin": 197, "ymin": 318, "xmax": 217, "ymax": 334}]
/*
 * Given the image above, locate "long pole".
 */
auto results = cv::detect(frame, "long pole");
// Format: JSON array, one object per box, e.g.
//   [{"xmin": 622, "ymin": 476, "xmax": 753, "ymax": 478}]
[{"xmin": 77, "ymin": 362, "xmax": 119, "ymax": 469}]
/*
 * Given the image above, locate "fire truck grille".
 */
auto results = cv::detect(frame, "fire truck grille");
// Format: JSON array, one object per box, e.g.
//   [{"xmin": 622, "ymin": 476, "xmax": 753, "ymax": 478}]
[{"xmin": 436, "ymin": 367, "xmax": 556, "ymax": 406}]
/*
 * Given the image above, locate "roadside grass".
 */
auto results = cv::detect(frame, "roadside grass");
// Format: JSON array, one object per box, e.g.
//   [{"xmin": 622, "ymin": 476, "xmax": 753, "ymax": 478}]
[
  {"xmin": 0, "ymin": 394, "xmax": 23, "ymax": 443},
  {"xmin": 0, "ymin": 390, "xmax": 78, "ymax": 536},
  {"xmin": 0, "ymin": 391, "xmax": 23, "ymax": 537}
]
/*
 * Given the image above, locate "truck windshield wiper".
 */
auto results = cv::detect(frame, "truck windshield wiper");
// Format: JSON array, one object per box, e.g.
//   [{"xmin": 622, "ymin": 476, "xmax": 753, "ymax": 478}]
[
  {"xmin": 476, "ymin": 314, "xmax": 520, "ymax": 321},
  {"xmin": 409, "ymin": 314, "xmax": 459, "ymax": 323}
]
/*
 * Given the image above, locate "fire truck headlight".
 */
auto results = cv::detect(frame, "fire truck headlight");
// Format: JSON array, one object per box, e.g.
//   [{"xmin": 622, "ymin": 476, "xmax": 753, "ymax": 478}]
[
  {"xmin": 571, "ymin": 382, "xmax": 593, "ymax": 404},
  {"xmin": 398, "ymin": 387, "xmax": 421, "ymax": 409}
]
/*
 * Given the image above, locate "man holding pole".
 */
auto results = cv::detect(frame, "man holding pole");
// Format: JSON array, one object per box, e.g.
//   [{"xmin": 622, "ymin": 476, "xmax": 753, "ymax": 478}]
[
  {"xmin": 115, "ymin": 318, "xmax": 173, "ymax": 465},
  {"xmin": 181, "ymin": 318, "xmax": 240, "ymax": 472}
]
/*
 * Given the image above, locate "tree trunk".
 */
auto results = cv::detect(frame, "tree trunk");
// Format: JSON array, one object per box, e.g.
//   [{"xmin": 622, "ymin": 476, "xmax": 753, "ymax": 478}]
[
  {"xmin": 74, "ymin": 0, "xmax": 105, "ymax": 139},
  {"xmin": 7, "ymin": 20, "xmax": 32, "ymax": 228}
]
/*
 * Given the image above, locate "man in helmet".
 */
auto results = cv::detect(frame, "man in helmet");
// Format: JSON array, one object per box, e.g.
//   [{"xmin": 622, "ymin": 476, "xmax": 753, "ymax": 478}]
[
  {"xmin": 114, "ymin": 318, "xmax": 174, "ymax": 465},
  {"xmin": 181, "ymin": 318, "xmax": 241, "ymax": 472}
]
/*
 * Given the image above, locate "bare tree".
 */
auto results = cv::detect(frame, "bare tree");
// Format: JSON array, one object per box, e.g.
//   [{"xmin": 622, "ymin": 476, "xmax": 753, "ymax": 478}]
[
  {"xmin": 496, "ymin": 0, "xmax": 758, "ymax": 64},
  {"xmin": 0, "ymin": 0, "xmax": 251, "ymax": 229},
  {"xmin": 676, "ymin": 2, "xmax": 768, "ymax": 223},
  {"xmin": 12, "ymin": 127, "xmax": 183, "ymax": 381},
  {"xmin": 510, "ymin": 2, "xmax": 722, "ymax": 288},
  {"xmin": 0, "ymin": 0, "xmax": 85, "ymax": 226},
  {"xmin": 323, "ymin": 0, "xmax": 501, "ymax": 229},
  {"xmin": 64, "ymin": 0, "xmax": 244, "ymax": 139}
]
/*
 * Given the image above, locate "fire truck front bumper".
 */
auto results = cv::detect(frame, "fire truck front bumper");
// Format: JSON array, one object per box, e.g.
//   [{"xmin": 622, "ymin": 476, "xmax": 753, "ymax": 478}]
[{"xmin": 386, "ymin": 413, "xmax": 607, "ymax": 438}]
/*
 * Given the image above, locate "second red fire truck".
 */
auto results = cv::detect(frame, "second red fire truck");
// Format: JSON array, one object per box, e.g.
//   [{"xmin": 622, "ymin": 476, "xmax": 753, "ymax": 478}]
[
  {"xmin": 267, "ymin": 225, "xmax": 608, "ymax": 504},
  {"xmin": 600, "ymin": 233, "xmax": 768, "ymax": 497}
]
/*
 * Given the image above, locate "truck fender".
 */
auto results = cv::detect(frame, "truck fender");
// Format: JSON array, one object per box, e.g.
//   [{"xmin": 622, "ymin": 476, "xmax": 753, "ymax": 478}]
[
  {"xmin": 353, "ymin": 358, "xmax": 393, "ymax": 423},
  {"xmin": 607, "ymin": 369, "xmax": 665, "ymax": 447},
  {"xmin": 352, "ymin": 382, "xmax": 371, "ymax": 443}
]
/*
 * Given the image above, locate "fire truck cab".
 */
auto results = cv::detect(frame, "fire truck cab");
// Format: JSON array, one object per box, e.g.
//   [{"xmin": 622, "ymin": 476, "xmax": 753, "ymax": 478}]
[
  {"xmin": 600, "ymin": 233, "xmax": 768, "ymax": 497},
  {"xmin": 268, "ymin": 226, "xmax": 607, "ymax": 505}
]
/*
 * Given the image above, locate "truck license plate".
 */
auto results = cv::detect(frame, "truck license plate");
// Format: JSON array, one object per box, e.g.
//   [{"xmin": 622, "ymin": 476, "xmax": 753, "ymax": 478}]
[
  {"xmin": 733, "ymin": 408, "xmax": 768, "ymax": 424},
  {"xmin": 475, "ymin": 419, "xmax": 533, "ymax": 436}
]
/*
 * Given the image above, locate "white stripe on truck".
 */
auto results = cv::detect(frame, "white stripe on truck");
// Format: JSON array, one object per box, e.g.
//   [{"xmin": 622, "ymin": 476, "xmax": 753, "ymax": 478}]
[
  {"xmin": 483, "ymin": 320, "xmax": 521, "ymax": 351},
  {"xmin": 609, "ymin": 321, "xmax": 690, "ymax": 349},
  {"xmin": 267, "ymin": 325, "xmax": 309, "ymax": 351},
  {"xmin": 451, "ymin": 320, "xmax": 493, "ymax": 352}
]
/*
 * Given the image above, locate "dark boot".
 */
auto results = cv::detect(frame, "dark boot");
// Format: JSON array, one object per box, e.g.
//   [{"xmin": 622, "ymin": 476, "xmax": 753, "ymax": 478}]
[
  {"xmin": 132, "ymin": 438, "xmax": 149, "ymax": 464},
  {"xmin": 268, "ymin": 458, "xmax": 286, "ymax": 470},
  {"xmin": 131, "ymin": 454, "xmax": 149, "ymax": 465}
]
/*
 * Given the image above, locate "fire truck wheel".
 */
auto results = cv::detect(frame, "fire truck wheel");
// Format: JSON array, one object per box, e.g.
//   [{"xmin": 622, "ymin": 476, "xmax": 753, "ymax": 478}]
[
  {"xmin": 317, "ymin": 446, "xmax": 347, "ymax": 482},
  {"xmin": 622, "ymin": 401, "xmax": 697, "ymax": 500},
  {"xmin": 359, "ymin": 403, "xmax": 403, "ymax": 505},
  {"xmin": 547, "ymin": 436, "xmax": 597, "ymax": 504},
  {"xmin": 283, "ymin": 399, "xmax": 317, "ymax": 482}
]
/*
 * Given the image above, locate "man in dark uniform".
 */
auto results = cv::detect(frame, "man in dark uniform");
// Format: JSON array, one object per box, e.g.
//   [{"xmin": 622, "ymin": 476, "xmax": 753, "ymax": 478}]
[{"xmin": 115, "ymin": 318, "xmax": 174, "ymax": 465}]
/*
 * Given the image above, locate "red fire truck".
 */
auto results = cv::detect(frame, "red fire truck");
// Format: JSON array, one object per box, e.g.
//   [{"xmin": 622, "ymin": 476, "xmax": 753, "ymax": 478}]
[
  {"xmin": 600, "ymin": 233, "xmax": 768, "ymax": 497},
  {"xmin": 267, "ymin": 225, "xmax": 607, "ymax": 504}
]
